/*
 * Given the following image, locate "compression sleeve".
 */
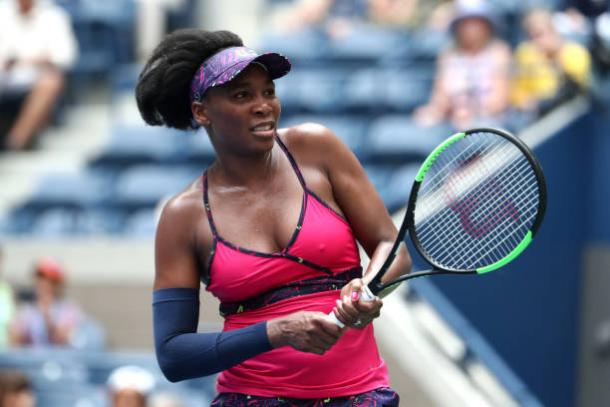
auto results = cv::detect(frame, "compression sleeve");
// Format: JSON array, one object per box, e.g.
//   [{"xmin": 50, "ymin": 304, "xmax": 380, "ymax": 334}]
[{"xmin": 153, "ymin": 288, "xmax": 272, "ymax": 382}]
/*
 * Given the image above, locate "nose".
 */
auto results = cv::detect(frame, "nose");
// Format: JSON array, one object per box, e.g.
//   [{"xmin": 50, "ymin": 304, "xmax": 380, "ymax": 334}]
[{"xmin": 252, "ymin": 95, "xmax": 272, "ymax": 117}]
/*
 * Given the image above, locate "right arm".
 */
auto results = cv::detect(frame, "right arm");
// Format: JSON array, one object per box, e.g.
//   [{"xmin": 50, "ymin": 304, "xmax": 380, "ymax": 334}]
[
  {"xmin": 153, "ymin": 187, "xmax": 344, "ymax": 382},
  {"xmin": 153, "ymin": 192, "xmax": 272, "ymax": 382}
]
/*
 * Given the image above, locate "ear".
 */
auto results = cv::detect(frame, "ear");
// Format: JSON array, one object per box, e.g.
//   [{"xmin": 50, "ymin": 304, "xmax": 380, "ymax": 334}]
[{"xmin": 191, "ymin": 101, "xmax": 211, "ymax": 127}]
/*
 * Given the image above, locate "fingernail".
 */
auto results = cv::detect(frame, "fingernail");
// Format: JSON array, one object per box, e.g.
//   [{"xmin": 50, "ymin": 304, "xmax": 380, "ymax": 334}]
[{"xmin": 351, "ymin": 291, "xmax": 360, "ymax": 301}]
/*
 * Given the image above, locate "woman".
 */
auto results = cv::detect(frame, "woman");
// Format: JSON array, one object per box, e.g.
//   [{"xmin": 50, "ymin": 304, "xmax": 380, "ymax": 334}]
[
  {"xmin": 510, "ymin": 8, "xmax": 591, "ymax": 114},
  {"xmin": 413, "ymin": 1, "xmax": 511, "ymax": 129},
  {"xmin": 9, "ymin": 257, "xmax": 84, "ymax": 347},
  {"xmin": 138, "ymin": 29, "xmax": 411, "ymax": 405}
]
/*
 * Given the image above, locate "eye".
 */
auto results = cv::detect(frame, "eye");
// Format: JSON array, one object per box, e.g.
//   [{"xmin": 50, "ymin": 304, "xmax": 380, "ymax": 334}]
[
  {"xmin": 233, "ymin": 90, "xmax": 249, "ymax": 100},
  {"xmin": 264, "ymin": 87, "xmax": 276, "ymax": 97}
]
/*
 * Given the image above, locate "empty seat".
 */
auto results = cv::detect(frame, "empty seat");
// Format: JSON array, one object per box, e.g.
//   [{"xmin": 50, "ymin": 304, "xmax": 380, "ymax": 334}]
[
  {"xmin": 91, "ymin": 125, "xmax": 184, "ymax": 168},
  {"xmin": 122, "ymin": 209, "xmax": 158, "ymax": 237},
  {"xmin": 366, "ymin": 115, "xmax": 450, "ymax": 164},
  {"xmin": 328, "ymin": 28, "xmax": 408, "ymax": 63},
  {"xmin": 26, "ymin": 172, "xmax": 109, "ymax": 210},
  {"xmin": 344, "ymin": 68, "xmax": 433, "ymax": 114},
  {"xmin": 113, "ymin": 165, "xmax": 196, "ymax": 209}
]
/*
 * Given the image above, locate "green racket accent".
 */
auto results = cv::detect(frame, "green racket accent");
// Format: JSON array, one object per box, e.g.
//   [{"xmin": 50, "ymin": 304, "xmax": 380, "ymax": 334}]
[
  {"xmin": 476, "ymin": 231, "xmax": 533, "ymax": 274},
  {"xmin": 415, "ymin": 132, "xmax": 466, "ymax": 182}
]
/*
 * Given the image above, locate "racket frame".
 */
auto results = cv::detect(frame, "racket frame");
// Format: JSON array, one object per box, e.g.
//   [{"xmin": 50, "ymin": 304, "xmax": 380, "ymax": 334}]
[{"xmin": 368, "ymin": 128, "xmax": 547, "ymax": 295}]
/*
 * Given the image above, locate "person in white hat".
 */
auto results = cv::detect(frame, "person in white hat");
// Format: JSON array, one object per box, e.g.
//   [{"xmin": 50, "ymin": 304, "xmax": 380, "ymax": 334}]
[
  {"xmin": 414, "ymin": 0, "xmax": 512, "ymax": 129},
  {"xmin": 107, "ymin": 365, "xmax": 156, "ymax": 407}
]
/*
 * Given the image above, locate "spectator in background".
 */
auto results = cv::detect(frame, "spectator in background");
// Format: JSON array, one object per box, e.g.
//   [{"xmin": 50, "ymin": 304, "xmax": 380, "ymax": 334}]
[
  {"xmin": 0, "ymin": 0, "xmax": 78, "ymax": 151},
  {"xmin": 9, "ymin": 257, "xmax": 85, "ymax": 347},
  {"xmin": 271, "ymin": 0, "xmax": 454, "ymax": 37},
  {"xmin": 0, "ymin": 246, "xmax": 15, "ymax": 350},
  {"xmin": 368, "ymin": 0, "xmax": 454, "ymax": 31},
  {"xmin": 510, "ymin": 9, "xmax": 592, "ymax": 116},
  {"xmin": 107, "ymin": 365, "xmax": 156, "ymax": 407},
  {"xmin": 0, "ymin": 370, "xmax": 35, "ymax": 407},
  {"xmin": 413, "ymin": 0, "xmax": 511, "ymax": 130}
]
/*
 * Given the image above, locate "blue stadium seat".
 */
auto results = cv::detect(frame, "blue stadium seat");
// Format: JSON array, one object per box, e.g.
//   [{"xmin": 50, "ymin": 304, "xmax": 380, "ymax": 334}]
[
  {"xmin": 260, "ymin": 29, "xmax": 328, "ymax": 64},
  {"xmin": 382, "ymin": 163, "xmax": 421, "ymax": 211},
  {"xmin": 384, "ymin": 68, "xmax": 434, "ymax": 112},
  {"xmin": 25, "ymin": 172, "xmax": 110, "ymax": 211},
  {"xmin": 75, "ymin": 209, "xmax": 123, "ymax": 235},
  {"xmin": 181, "ymin": 131, "xmax": 217, "ymax": 164},
  {"xmin": 344, "ymin": 68, "xmax": 433, "ymax": 113},
  {"xmin": 113, "ymin": 165, "xmax": 196, "ymax": 210},
  {"xmin": 122, "ymin": 209, "xmax": 158, "ymax": 237},
  {"xmin": 328, "ymin": 28, "xmax": 408, "ymax": 64},
  {"xmin": 291, "ymin": 69, "xmax": 346, "ymax": 113},
  {"xmin": 366, "ymin": 115, "xmax": 450, "ymax": 164},
  {"xmin": 91, "ymin": 125, "xmax": 185, "ymax": 168},
  {"xmin": 30, "ymin": 209, "xmax": 77, "ymax": 237}
]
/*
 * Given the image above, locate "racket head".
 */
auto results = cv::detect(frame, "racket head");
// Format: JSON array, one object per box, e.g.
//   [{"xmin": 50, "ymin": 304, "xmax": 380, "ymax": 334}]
[{"xmin": 407, "ymin": 127, "xmax": 547, "ymax": 275}]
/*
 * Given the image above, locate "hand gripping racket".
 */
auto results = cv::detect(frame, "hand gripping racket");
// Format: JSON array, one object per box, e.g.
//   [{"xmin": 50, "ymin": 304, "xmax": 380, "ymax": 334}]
[{"xmin": 329, "ymin": 128, "xmax": 547, "ymax": 327}]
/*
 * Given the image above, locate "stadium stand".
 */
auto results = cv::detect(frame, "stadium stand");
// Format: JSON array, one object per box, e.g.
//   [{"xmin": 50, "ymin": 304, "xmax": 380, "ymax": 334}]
[{"xmin": 0, "ymin": 0, "xmax": 607, "ymax": 405}]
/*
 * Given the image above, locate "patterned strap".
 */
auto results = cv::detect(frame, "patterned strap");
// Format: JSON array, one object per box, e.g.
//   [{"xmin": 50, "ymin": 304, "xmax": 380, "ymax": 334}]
[
  {"xmin": 275, "ymin": 135, "xmax": 307, "ymax": 188},
  {"xmin": 219, "ymin": 267, "xmax": 363, "ymax": 316}
]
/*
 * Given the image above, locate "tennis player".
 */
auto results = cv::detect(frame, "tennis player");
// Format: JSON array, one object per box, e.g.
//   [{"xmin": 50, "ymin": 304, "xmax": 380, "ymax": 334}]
[{"xmin": 138, "ymin": 29, "xmax": 411, "ymax": 406}]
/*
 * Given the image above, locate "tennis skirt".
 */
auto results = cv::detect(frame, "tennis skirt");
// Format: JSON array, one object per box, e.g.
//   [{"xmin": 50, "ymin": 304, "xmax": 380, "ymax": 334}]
[{"xmin": 210, "ymin": 387, "xmax": 399, "ymax": 406}]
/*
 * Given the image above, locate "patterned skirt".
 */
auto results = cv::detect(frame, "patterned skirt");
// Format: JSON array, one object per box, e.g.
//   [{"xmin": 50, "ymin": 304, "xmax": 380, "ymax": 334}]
[{"xmin": 210, "ymin": 387, "xmax": 399, "ymax": 406}]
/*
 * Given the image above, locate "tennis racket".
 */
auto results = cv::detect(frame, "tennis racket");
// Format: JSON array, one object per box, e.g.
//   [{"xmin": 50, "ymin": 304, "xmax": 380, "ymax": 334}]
[{"xmin": 329, "ymin": 127, "xmax": 547, "ymax": 327}]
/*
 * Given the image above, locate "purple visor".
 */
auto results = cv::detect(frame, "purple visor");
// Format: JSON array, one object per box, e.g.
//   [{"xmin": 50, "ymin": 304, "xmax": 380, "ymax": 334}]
[{"xmin": 190, "ymin": 46, "xmax": 291, "ymax": 102}]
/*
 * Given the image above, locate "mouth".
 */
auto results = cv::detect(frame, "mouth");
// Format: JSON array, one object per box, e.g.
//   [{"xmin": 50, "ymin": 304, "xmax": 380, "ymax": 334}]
[{"xmin": 250, "ymin": 121, "xmax": 275, "ymax": 137}]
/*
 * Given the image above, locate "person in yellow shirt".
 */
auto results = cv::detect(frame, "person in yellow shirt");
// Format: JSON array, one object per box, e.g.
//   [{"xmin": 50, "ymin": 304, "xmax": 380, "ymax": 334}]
[{"xmin": 511, "ymin": 9, "xmax": 591, "ymax": 113}]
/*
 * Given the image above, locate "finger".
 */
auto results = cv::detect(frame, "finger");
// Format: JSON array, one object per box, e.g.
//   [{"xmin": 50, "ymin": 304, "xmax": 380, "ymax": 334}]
[
  {"xmin": 318, "ymin": 311, "xmax": 347, "ymax": 337},
  {"xmin": 333, "ymin": 302, "xmax": 357, "ymax": 326},
  {"xmin": 354, "ymin": 298, "xmax": 383, "ymax": 314},
  {"xmin": 312, "ymin": 327, "xmax": 340, "ymax": 347},
  {"xmin": 341, "ymin": 295, "xmax": 362, "ymax": 319}
]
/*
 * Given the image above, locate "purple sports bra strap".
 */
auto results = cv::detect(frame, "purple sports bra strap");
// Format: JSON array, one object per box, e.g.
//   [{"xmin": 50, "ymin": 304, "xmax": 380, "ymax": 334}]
[
  {"xmin": 202, "ymin": 171, "xmax": 219, "ymax": 238},
  {"xmin": 275, "ymin": 135, "xmax": 306, "ymax": 188}
]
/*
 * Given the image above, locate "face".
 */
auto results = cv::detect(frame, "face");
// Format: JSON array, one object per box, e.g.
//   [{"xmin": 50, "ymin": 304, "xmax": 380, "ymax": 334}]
[
  {"xmin": 455, "ymin": 17, "xmax": 493, "ymax": 51},
  {"xmin": 112, "ymin": 390, "xmax": 146, "ymax": 407},
  {"xmin": 3, "ymin": 390, "xmax": 35, "ymax": 407},
  {"xmin": 35, "ymin": 275, "xmax": 61, "ymax": 303},
  {"xmin": 526, "ymin": 12, "xmax": 560, "ymax": 53},
  {"xmin": 17, "ymin": 0, "xmax": 34, "ymax": 14},
  {"xmin": 193, "ymin": 64, "xmax": 281, "ymax": 156}
]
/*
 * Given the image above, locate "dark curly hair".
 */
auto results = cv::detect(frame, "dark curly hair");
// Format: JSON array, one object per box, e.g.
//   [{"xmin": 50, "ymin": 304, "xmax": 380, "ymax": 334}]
[{"xmin": 135, "ymin": 29, "xmax": 243, "ymax": 130}]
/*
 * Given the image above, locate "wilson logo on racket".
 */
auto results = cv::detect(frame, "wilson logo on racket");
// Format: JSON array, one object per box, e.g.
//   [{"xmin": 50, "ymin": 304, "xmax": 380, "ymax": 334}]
[{"xmin": 447, "ymin": 177, "xmax": 520, "ymax": 239}]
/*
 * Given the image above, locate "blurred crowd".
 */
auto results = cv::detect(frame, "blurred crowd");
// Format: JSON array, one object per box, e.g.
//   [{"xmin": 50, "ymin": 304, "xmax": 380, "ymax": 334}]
[
  {"xmin": 268, "ymin": 0, "xmax": 608, "ymax": 130},
  {"xmin": 0, "ymin": 0, "xmax": 608, "ymax": 151},
  {"xmin": 0, "ymin": 0, "xmax": 609, "ymax": 404},
  {"xmin": 0, "ymin": 244, "xmax": 191, "ymax": 406}
]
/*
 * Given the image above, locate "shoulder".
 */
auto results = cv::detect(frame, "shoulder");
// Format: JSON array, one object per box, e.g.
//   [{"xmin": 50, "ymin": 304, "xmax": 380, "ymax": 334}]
[
  {"xmin": 489, "ymin": 39, "xmax": 511, "ymax": 58},
  {"xmin": 37, "ymin": 3, "xmax": 72, "ymax": 24},
  {"xmin": 277, "ymin": 123, "xmax": 350, "ymax": 169},
  {"xmin": 562, "ymin": 41, "xmax": 590, "ymax": 58},
  {"xmin": 157, "ymin": 177, "xmax": 206, "ymax": 237}
]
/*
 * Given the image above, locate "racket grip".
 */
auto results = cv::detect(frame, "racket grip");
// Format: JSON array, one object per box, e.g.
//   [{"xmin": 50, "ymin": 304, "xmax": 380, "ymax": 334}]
[{"xmin": 326, "ymin": 285, "xmax": 379, "ymax": 328}]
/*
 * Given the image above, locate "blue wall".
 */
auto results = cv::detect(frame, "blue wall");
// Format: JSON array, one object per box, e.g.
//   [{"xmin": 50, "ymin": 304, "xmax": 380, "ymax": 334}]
[{"xmin": 426, "ymin": 113, "xmax": 602, "ymax": 407}]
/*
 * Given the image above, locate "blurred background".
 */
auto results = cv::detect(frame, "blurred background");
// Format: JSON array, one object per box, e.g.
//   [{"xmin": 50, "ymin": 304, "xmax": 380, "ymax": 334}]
[{"xmin": 0, "ymin": 0, "xmax": 609, "ymax": 405}]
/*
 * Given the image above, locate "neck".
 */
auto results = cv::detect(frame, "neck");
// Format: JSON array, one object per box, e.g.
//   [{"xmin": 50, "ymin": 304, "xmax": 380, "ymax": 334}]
[{"xmin": 211, "ymin": 142, "xmax": 278, "ymax": 188}]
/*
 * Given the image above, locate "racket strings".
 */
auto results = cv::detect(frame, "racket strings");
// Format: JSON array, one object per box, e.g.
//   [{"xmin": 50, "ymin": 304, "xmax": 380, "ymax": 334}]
[
  {"xmin": 416, "ymin": 143, "xmax": 518, "ymax": 239},
  {"xmin": 414, "ymin": 132, "xmax": 541, "ymax": 270},
  {"xmin": 421, "ymin": 188, "xmax": 538, "ymax": 265},
  {"xmin": 413, "ymin": 138, "xmax": 519, "ymax": 224}
]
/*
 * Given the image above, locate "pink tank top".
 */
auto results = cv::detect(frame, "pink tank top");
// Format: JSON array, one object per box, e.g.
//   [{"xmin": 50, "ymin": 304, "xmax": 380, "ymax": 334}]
[{"xmin": 202, "ymin": 136, "xmax": 389, "ymax": 398}]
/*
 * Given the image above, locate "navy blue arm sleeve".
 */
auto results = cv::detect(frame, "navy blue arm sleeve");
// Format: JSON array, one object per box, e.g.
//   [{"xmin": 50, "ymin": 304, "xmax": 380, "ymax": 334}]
[{"xmin": 153, "ymin": 288, "xmax": 272, "ymax": 382}]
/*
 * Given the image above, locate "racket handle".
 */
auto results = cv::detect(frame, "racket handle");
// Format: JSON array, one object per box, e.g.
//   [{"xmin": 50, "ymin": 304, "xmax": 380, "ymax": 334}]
[{"xmin": 326, "ymin": 286, "xmax": 379, "ymax": 328}]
